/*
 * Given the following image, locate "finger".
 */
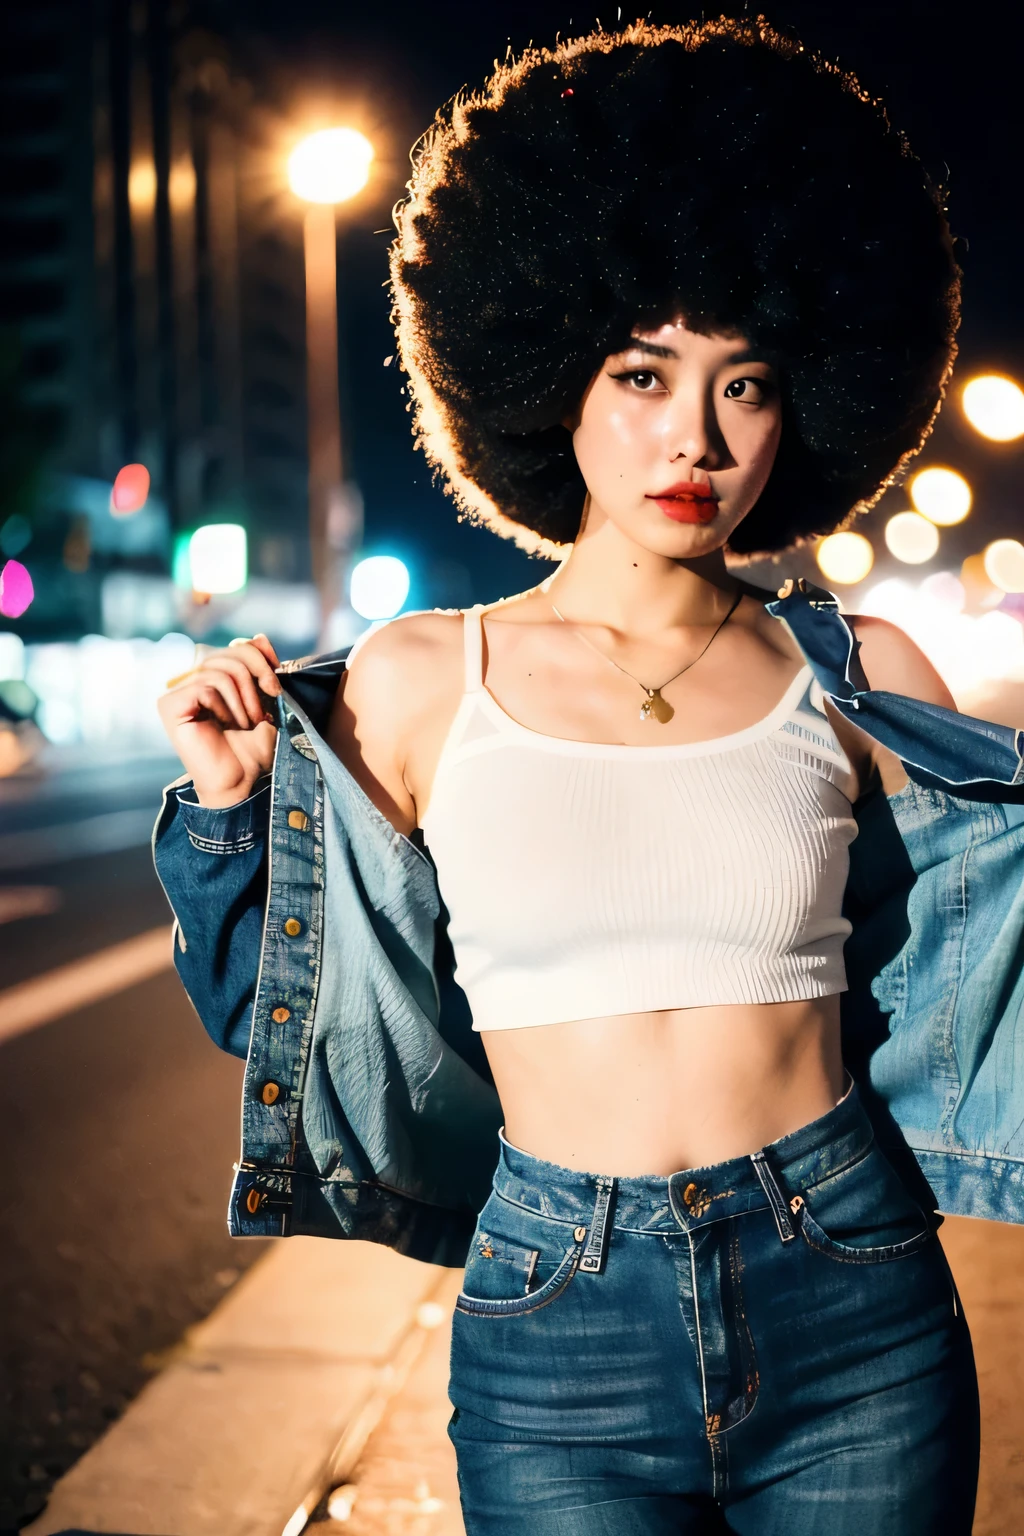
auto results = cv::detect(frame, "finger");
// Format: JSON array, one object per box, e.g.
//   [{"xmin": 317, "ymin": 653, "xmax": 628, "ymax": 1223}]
[
  {"xmin": 187, "ymin": 683, "xmax": 236, "ymax": 731},
  {"xmin": 253, "ymin": 633, "xmax": 282, "ymax": 668},
  {"xmin": 193, "ymin": 673, "xmax": 251, "ymax": 731},
  {"xmin": 204, "ymin": 655, "xmax": 266, "ymax": 725},
  {"xmin": 223, "ymin": 639, "xmax": 282, "ymax": 696}
]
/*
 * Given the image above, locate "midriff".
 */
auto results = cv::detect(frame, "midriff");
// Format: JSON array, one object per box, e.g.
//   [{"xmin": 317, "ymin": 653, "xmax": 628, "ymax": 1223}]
[{"xmin": 483, "ymin": 994, "xmax": 846, "ymax": 1174}]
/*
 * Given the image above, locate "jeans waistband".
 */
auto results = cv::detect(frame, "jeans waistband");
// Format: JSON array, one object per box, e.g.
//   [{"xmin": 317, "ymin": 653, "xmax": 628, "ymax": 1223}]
[{"xmin": 493, "ymin": 1081, "xmax": 873, "ymax": 1260}]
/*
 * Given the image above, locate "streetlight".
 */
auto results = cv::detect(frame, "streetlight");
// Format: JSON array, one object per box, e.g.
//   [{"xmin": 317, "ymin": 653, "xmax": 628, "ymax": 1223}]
[{"xmin": 287, "ymin": 128, "xmax": 374, "ymax": 637}]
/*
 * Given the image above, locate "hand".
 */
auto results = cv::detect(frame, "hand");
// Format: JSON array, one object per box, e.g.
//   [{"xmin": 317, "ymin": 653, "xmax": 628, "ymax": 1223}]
[{"xmin": 157, "ymin": 634, "xmax": 282, "ymax": 807}]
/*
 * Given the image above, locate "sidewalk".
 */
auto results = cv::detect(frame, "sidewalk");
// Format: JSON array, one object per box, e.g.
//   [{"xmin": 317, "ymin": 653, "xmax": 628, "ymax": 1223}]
[
  {"xmin": 23, "ymin": 1216, "xmax": 1024, "ymax": 1536},
  {"xmin": 24, "ymin": 1239, "xmax": 462, "ymax": 1536}
]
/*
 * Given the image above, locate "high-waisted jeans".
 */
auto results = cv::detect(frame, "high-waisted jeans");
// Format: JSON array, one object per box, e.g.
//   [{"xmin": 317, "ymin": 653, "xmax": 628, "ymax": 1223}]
[{"xmin": 447, "ymin": 1086, "xmax": 979, "ymax": 1534}]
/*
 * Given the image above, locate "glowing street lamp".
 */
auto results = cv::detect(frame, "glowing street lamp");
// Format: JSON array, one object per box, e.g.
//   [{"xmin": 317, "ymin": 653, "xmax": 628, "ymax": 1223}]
[
  {"xmin": 288, "ymin": 128, "xmax": 374, "ymax": 635},
  {"xmin": 288, "ymin": 129, "xmax": 373, "ymax": 204}
]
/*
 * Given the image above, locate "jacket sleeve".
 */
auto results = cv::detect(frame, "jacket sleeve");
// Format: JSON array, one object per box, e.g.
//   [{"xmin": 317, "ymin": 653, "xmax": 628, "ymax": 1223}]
[{"xmin": 152, "ymin": 778, "xmax": 270, "ymax": 1059}]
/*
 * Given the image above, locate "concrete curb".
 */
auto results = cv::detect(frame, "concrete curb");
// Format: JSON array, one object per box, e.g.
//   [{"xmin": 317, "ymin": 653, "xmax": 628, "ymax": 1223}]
[{"xmin": 24, "ymin": 1238, "xmax": 458, "ymax": 1536}]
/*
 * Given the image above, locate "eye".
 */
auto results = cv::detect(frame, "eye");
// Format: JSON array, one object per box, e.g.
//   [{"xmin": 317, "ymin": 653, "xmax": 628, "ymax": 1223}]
[
  {"xmin": 610, "ymin": 369, "xmax": 663, "ymax": 392},
  {"xmin": 723, "ymin": 376, "xmax": 769, "ymax": 403}
]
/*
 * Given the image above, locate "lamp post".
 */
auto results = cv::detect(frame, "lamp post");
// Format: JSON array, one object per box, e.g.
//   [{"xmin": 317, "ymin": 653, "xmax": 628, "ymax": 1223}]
[{"xmin": 287, "ymin": 128, "xmax": 374, "ymax": 639}]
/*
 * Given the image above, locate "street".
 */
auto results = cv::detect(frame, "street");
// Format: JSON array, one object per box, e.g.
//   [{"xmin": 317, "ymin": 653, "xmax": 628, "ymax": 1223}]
[{"xmin": 0, "ymin": 753, "xmax": 269, "ymax": 1529}]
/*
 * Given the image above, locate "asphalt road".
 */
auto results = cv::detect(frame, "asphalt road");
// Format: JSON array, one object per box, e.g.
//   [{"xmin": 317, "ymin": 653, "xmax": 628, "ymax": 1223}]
[{"xmin": 0, "ymin": 753, "xmax": 269, "ymax": 1530}]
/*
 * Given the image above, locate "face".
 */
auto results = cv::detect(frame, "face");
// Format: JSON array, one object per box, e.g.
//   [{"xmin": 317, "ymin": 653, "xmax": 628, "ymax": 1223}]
[{"xmin": 570, "ymin": 321, "xmax": 782, "ymax": 556}]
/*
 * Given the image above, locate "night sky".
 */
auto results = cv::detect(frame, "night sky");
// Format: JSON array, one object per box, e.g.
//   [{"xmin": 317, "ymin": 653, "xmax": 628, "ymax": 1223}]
[{"xmin": 216, "ymin": 0, "xmax": 1024, "ymax": 604}]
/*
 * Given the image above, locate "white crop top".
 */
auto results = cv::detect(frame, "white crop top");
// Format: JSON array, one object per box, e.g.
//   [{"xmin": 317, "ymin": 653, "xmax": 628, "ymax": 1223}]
[{"xmin": 420, "ymin": 606, "xmax": 860, "ymax": 1032}]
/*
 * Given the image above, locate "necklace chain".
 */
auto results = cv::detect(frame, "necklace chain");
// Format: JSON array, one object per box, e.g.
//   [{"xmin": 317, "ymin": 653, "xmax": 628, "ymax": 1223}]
[{"xmin": 549, "ymin": 585, "xmax": 743, "ymax": 723}]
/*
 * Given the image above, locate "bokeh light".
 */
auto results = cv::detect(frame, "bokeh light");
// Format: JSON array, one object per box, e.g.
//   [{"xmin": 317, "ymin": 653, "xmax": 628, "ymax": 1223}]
[
  {"xmin": 288, "ymin": 128, "xmax": 374, "ymax": 204},
  {"xmin": 962, "ymin": 375, "xmax": 1024, "ymax": 442},
  {"xmin": 168, "ymin": 159, "xmax": 197, "ymax": 211},
  {"xmin": 960, "ymin": 552, "xmax": 1004, "ymax": 611},
  {"xmin": 860, "ymin": 574, "xmax": 1024, "ymax": 700},
  {"xmin": 188, "ymin": 524, "xmax": 248, "ymax": 595},
  {"xmin": 111, "ymin": 463, "xmax": 151, "ymax": 515},
  {"xmin": 884, "ymin": 511, "xmax": 939, "ymax": 565},
  {"xmin": 0, "ymin": 559, "xmax": 34, "ymax": 618},
  {"xmin": 909, "ymin": 466, "xmax": 972, "ymax": 526},
  {"xmin": 350, "ymin": 555, "xmax": 410, "ymax": 620},
  {"xmin": 815, "ymin": 531, "xmax": 874, "ymax": 585},
  {"xmin": 919, "ymin": 570, "xmax": 965, "ymax": 612},
  {"xmin": 127, "ymin": 159, "xmax": 157, "ymax": 211},
  {"xmin": 983, "ymin": 539, "xmax": 1024, "ymax": 594}
]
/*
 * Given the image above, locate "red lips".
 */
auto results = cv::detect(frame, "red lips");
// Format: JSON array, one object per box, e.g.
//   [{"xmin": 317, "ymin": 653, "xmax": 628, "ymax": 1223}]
[{"xmin": 645, "ymin": 481, "xmax": 719, "ymax": 524}]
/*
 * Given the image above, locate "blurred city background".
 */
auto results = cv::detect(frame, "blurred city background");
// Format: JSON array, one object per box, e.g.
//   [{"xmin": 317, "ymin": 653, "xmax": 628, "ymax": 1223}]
[{"xmin": 1, "ymin": 1, "xmax": 1022, "ymax": 1533}]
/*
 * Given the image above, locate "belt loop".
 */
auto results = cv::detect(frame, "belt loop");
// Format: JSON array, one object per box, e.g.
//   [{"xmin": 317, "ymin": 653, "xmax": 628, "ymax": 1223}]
[
  {"xmin": 750, "ymin": 1151, "xmax": 796, "ymax": 1244},
  {"xmin": 579, "ymin": 1176, "xmax": 615, "ymax": 1273}
]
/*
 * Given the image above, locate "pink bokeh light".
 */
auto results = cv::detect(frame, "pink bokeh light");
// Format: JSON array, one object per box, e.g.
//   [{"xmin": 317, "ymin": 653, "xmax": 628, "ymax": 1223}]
[
  {"xmin": 0, "ymin": 560, "xmax": 35, "ymax": 618},
  {"xmin": 111, "ymin": 463, "xmax": 151, "ymax": 515}
]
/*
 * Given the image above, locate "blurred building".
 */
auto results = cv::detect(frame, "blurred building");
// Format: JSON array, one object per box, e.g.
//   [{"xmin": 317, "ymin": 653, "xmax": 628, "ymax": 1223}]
[{"xmin": 0, "ymin": 0, "xmax": 310, "ymax": 640}]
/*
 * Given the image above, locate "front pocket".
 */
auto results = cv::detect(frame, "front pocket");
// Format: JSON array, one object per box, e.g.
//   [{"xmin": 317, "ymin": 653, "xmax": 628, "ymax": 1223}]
[
  {"xmin": 789, "ymin": 1143, "xmax": 934, "ymax": 1266},
  {"xmin": 455, "ymin": 1196, "xmax": 587, "ymax": 1319},
  {"xmin": 791, "ymin": 1195, "xmax": 932, "ymax": 1264},
  {"xmin": 455, "ymin": 1236, "xmax": 584, "ymax": 1317}
]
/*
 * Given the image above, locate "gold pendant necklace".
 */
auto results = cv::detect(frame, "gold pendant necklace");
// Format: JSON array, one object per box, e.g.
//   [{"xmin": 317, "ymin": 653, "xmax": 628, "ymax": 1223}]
[
  {"xmin": 640, "ymin": 688, "xmax": 675, "ymax": 723},
  {"xmin": 550, "ymin": 586, "xmax": 743, "ymax": 724}
]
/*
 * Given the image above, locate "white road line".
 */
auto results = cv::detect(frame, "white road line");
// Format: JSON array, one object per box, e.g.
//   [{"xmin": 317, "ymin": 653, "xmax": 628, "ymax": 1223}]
[
  {"xmin": 0, "ymin": 925, "xmax": 175, "ymax": 1044},
  {"xmin": 0, "ymin": 807, "xmax": 156, "ymax": 872},
  {"xmin": 0, "ymin": 886, "xmax": 63, "ymax": 924}
]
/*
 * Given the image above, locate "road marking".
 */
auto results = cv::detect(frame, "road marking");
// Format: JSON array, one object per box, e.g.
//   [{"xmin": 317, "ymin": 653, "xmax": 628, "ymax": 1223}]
[
  {"xmin": 0, "ymin": 886, "xmax": 63, "ymax": 924},
  {"xmin": 0, "ymin": 807, "xmax": 156, "ymax": 872},
  {"xmin": 0, "ymin": 925, "xmax": 175, "ymax": 1044}
]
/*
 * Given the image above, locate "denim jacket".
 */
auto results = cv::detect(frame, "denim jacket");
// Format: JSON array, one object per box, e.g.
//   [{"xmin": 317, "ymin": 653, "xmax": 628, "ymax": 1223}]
[{"xmin": 153, "ymin": 581, "xmax": 1024, "ymax": 1265}]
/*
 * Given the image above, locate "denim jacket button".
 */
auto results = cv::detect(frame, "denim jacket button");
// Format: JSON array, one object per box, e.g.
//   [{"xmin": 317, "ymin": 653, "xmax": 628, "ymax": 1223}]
[
  {"xmin": 261, "ymin": 1082, "xmax": 281, "ymax": 1105},
  {"xmin": 271, "ymin": 1006, "xmax": 291, "ymax": 1023},
  {"xmin": 283, "ymin": 917, "xmax": 302, "ymax": 937},
  {"xmin": 288, "ymin": 809, "xmax": 309, "ymax": 831}
]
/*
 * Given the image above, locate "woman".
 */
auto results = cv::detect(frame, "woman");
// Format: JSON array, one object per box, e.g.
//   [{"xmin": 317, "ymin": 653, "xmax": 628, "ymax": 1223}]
[{"xmin": 156, "ymin": 19, "xmax": 1023, "ymax": 1532}]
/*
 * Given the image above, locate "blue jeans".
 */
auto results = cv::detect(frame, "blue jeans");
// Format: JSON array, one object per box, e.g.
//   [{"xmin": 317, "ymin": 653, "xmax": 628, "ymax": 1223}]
[{"xmin": 448, "ymin": 1087, "xmax": 979, "ymax": 1533}]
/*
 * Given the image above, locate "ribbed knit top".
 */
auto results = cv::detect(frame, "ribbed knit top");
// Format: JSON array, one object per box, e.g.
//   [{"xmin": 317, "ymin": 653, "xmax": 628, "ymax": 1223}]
[{"xmin": 421, "ymin": 606, "xmax": 860, "ymax": 1032}]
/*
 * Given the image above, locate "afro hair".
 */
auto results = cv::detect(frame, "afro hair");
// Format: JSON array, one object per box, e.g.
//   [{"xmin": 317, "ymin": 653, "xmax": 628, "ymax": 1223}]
[{"xmin": 390, "ymin": 15, "xmax": 960, "ymax": 559}]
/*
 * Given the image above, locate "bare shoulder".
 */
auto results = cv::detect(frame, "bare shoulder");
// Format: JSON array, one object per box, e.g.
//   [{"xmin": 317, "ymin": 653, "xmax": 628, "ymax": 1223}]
[
  {"xmin": 326, "ymin": 610, "xmax": 467, "ymax": 832},
  {"xmin": 846, "ymin": 613, "xmax": 956, "ymax": 710},
  {"xmin": 344, "ymin": 609, "xmax": 465, "ymax": 705}
]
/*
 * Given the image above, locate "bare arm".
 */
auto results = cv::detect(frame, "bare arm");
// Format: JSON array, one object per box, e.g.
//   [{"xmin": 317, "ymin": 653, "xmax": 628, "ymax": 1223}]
[
  {"xmin": 849, "ymin": 614, "xmax": 957, "ymax": 711},
  {"xmin": 827, "ymin": 614, "xmax": 956, "ymax": 797},
  {"xmin": 327, "ymin": 611, "xmax": 465, "ymax": 836}
]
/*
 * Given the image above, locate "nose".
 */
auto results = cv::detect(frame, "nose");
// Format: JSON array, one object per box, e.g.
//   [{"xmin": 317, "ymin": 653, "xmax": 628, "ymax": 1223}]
[{"xmin": 663, "ymin": 385, "xmax": 731, "ymax": 471}]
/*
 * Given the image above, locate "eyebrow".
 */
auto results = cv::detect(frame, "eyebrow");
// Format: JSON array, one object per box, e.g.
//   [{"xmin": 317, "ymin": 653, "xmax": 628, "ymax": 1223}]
[
  {"xmin": 621, "ymin": 337, "xmax": 774, "ymax": 367},
  {"xmin": 622, "ymin": 339, "xmax": 678, "ymax": 359}
]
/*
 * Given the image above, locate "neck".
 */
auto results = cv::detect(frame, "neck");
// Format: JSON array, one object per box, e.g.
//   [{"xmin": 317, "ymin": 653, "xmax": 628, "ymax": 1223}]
[{"xmin": 544, "ymin": 501, "xmax": 738, "ymax": 634}]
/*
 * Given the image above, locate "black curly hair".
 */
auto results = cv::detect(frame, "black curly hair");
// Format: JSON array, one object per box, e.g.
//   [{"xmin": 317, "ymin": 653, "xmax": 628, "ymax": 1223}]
[{"xmin": 390, "ymin": 16, "xmax": 960, "ymax": 560}]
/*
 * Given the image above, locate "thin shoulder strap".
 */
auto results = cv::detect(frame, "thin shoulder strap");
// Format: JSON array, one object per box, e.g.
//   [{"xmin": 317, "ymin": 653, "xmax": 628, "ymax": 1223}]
[{"xmin": 463, "ymin": 605, "xmax": 485, "ymax": 692}]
